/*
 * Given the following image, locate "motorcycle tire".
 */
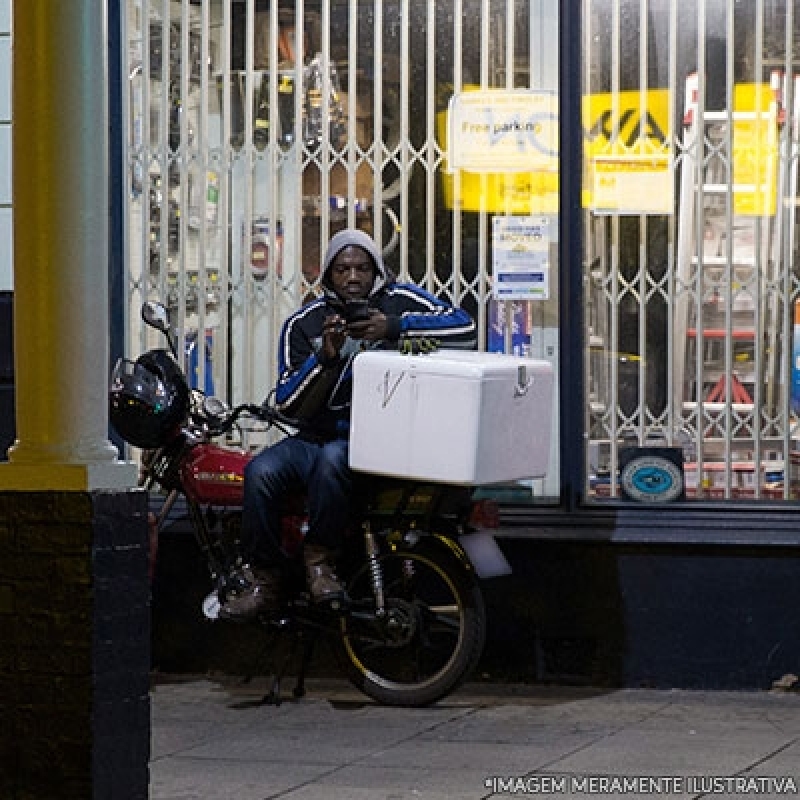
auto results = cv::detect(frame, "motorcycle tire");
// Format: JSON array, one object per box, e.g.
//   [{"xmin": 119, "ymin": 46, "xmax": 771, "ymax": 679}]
[{"xmin": 338, "ymin": 544, "xmax": 486, "ymax": 707}]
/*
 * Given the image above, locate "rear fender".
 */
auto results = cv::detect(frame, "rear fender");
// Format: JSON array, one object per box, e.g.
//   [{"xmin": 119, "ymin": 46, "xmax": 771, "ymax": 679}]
[
  {"xmin": 377, "ymin": 527, "xmax": 478, "ymax": 582},
  {"xmin": 378, "ymin": 527, "xmax": 511, "ymax": 580}
]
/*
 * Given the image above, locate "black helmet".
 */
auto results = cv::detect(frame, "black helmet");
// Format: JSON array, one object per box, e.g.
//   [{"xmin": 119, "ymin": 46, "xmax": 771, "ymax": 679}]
[{"xmin": 109, "ymin": 349, "xmax": 190, "ymax": 449}]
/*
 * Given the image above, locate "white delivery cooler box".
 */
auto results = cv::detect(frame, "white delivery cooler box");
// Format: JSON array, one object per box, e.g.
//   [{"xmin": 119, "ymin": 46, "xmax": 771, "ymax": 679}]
[{"xmin": 349, "ymin": 350, "xmax": 554, "ymax": 485}]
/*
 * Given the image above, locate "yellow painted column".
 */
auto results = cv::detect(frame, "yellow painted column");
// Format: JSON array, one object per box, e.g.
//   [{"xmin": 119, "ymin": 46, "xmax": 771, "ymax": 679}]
[{"xmin": 0, "ymin": 1, "xmax": 135, "ymax": 490}]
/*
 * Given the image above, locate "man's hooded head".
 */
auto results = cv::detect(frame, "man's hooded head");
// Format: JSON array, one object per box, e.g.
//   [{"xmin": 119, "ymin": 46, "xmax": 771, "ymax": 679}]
[{"xmin": 321, "ymin": 229, "xmax": 391, "ymax": 304}]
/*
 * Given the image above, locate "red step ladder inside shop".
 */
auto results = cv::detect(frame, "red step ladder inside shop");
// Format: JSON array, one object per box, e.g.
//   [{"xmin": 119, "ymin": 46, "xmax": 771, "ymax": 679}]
[{"xmin": 704, "ymin": 372, "xmax": 753, "ymax": 404}]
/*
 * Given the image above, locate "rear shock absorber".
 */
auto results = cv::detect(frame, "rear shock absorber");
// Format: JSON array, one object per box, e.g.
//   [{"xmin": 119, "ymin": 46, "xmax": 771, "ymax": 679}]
[{"xmin": 363, "ymin": 522, "xmax": 386, "ymax": 617}]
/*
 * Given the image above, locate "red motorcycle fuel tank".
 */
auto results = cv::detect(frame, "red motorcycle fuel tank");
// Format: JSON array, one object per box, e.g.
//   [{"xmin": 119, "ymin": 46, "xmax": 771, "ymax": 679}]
[{"xmin": 181, "ymin": 443, "xmax": 251, "ymax": 505}]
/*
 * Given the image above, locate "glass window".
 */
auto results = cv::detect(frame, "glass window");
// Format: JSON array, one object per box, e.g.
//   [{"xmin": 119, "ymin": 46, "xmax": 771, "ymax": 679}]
[
  {"xmin": 124, "ymin": 0, "xmax": 561, "ymax": 501},
  {"xmin": 584, "ymin": 0, "xmax": 800, "ymax": 502}
]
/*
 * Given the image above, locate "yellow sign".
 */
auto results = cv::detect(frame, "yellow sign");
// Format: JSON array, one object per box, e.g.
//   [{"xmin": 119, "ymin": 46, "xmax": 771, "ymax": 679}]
[
  {"xmin": 438, "ymin": 88, "xmax": 558, "ymax": 214},
  {"xmin": 732, "ymin": 83, "xmax": 778, "ymax": 217},
  {"xmin": 439, "ymin": 169, "xmax": 560, "ymax": 214},
  {"xmin": 582, "ymin": 88, "xmax": 672, "ymax": 214},
  {"xmin": 439, "ymin": 84, "xmax": 777, "ymax": 216},
  {"xmin": 438, "ymin": 87, "xmax": 673, "ymax": 214}
]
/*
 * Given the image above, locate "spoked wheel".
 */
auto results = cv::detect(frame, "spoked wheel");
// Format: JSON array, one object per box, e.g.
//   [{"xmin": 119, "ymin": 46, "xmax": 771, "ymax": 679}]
[{"xmin": 339, "ymin": 547, "xmax": 486, "ymax": 707}]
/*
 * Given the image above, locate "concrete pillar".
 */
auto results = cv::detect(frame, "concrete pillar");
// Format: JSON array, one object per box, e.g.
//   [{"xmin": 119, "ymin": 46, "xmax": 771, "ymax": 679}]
[
  {"xmin": 0, "ymin": 1, "xmax": 135, "ymax": 491},
  {"xmin": 0, "ymin": 2, "xmax": 149, "ymax": 798}
]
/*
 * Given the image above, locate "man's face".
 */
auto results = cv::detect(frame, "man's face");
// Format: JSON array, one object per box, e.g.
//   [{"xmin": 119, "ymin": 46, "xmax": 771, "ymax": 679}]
[{"xmin": 328, "ymin": 246, "xmax": 375, "ymax": 301}]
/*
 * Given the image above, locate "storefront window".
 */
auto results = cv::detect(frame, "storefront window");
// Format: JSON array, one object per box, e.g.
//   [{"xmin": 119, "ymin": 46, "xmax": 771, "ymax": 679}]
[
  {"xmin": 124, "ymin": 0, "xmax": 561, "ymax": 501},
  {"xmin": 584, "ymin": 0, "xmax": 800, "ymax": 502}
]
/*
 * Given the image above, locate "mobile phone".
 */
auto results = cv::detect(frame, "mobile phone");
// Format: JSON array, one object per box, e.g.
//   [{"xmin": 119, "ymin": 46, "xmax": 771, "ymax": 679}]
[{"xmin": 343, "ymin": 299, "xmax": 371, "ymax": 323}]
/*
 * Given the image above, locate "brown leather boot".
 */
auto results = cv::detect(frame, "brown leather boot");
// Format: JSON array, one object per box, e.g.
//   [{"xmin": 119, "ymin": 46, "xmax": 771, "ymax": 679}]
[
  {"xmin": 303, "ymin": 544, "xmax": 345, "ymax": 606},
  {"xmin": 219, "ymin": 565, "xmax": 283, "ymax": 619}
]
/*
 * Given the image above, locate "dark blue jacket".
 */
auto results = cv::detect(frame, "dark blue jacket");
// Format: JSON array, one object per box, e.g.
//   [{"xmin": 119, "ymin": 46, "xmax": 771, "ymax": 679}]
[{"xmin": 274, "ymin": 229, "xmax": 476, "ymax": 440}]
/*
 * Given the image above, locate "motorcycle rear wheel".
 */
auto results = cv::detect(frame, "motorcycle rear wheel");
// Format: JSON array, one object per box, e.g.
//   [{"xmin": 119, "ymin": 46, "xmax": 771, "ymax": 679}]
[{"xmin": 339, "ymin": 546, "xmax": 486, "ymax": 707}]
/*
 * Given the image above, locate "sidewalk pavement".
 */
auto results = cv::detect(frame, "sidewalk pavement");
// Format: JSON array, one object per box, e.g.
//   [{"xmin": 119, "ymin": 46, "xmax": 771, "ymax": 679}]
[{"xmin": 150, "ymin": 676, "xmax": 800, "ymax": 800}]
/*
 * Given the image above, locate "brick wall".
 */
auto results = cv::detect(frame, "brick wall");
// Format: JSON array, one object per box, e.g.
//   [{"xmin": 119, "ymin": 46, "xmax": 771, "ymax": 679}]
[{"xmin": 0, "ymin": 490, "xmax": 151, "ymax": 799}]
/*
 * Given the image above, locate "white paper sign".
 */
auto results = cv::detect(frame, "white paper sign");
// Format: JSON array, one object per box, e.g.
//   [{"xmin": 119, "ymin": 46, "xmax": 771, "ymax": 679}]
[
  {"xmin": 448, "ymin": 90, "xmax": 558, "ymax": 173},
  {"xmin": 590, "ymin": 157, "xmax": 674, "ymax": 215},
  {"xmin": 492, "ymin": 216, "xmax": 550, "ymax": 300}
]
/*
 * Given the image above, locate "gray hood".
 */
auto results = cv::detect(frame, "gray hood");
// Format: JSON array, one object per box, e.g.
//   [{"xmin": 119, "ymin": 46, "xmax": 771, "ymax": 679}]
[{"xmin": 321, "ymin": 228, "xmax": 391, "ymax": 300}]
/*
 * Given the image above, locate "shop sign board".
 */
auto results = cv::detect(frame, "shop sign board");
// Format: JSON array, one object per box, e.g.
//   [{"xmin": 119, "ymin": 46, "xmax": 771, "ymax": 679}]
[
  {"xmin": 447, "ymin": 89, "xmax": 558, "ymax": 172},
  {"xmin": 438, "ymin": 89, "xmax": 559, "ymax": 214},
  {"xmin": 439, "ymin": 87, "xmax": 673, "ymax": 215},
  {"xmin": 583, "ymin": 88, "xmax": 673, "ymax": 215},
  {"xmin": 441, "ymin": 85, "xmax": 775, "ymax": 217},
  {"xmin": 491, "ymin": 216, "xmax": 550, "ymax": 300},
  {"xmin": 588, "ymin": 155, "xmax": 673, "ymax": 214},
  {"xmin": 438, "ymin": 162, "xmax": 559, "ymax": 215}
]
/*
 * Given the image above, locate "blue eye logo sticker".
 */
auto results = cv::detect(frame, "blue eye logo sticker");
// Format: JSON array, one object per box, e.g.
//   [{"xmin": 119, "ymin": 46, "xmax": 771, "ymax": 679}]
[{"xmin": 620, "ymin": 455, "xmax": 684, "ymax": 503}]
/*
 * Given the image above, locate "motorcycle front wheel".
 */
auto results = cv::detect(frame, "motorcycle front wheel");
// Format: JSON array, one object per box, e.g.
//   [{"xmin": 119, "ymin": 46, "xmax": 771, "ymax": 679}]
[{"xmin": 339, "ymin": 546, "xmax": 486, "ymax": 707}]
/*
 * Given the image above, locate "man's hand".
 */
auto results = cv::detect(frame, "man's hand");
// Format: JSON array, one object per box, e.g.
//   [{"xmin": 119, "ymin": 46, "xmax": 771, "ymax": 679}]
[
  {"xmin": 321, "ymin": 313, "xmax": 346, "ymax": 362},
  {"xmin": 346, "ymin": 309, "xmax": 390, "ymax": 342}
]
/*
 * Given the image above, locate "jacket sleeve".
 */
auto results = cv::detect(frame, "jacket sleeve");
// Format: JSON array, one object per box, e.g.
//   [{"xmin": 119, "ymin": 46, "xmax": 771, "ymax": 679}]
[
  {"xmin": 383, "ymin": 284, "xmax": 477, "ymax": 348},
  {"xmin": 273, "ymin": 311, "xmax": 341, "ymax": 419}
]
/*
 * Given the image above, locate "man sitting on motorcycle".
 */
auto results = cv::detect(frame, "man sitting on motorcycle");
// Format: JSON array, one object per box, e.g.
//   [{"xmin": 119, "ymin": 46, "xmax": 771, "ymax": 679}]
[{"xmin": 220, "ymin": 228, "xmax": 476, "ymax": 618}]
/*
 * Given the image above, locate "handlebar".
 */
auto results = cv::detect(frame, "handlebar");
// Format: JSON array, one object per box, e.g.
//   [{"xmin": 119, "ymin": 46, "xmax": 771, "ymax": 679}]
[{"xmin": 201, "ymin": 401, "xmax": 299, "ymax": 437}]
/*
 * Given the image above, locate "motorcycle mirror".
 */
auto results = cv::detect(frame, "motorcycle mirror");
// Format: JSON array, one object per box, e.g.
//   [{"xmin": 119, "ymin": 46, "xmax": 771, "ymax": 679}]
[
  {"xmin": 141, "ymin": 301, "xmax": 180, "ymax": 360},
  {"xmin": 141, "ymin": 301, "xmax": 171, "ymax": 333}
]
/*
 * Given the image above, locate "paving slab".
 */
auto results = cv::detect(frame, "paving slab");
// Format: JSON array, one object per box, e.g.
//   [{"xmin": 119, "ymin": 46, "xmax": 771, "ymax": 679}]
[
  {"xmin": 150, "ymin": 677, "xmax": 800, "ymax": 800},
  {"xmin": 149, "ymin": 758, "xmax": 333, "ymax": 800}
]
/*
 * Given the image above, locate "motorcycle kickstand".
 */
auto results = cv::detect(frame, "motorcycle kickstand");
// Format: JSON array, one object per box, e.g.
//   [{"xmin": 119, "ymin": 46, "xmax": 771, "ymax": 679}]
[
  {"xmin": 292, "ymin": 631, "xmax": 316, "ymax": 700},
  {"xmin": 260, "ymin": 628, "xmax": 316, "ymax": 706}
]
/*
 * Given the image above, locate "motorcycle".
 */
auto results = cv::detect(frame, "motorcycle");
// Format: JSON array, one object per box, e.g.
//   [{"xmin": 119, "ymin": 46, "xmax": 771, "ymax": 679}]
[{"xmin": 110, "ymin": 301, "xmax": 505, "ymax": 707}]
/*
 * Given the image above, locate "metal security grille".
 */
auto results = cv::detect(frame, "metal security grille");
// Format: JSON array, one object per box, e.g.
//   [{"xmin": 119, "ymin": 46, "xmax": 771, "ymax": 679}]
[
  {"xmin": 123, "ymin": 0, "xmax": 561, "ymax": 496},
  {"xmin": 584, "ymin": 0, "xmax": 800, "ymax": 501}
]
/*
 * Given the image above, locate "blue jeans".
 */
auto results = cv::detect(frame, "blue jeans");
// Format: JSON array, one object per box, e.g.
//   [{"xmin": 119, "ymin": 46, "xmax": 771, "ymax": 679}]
[{"xmin": 240, "ymin": 435, "xmax": 353, "ymax": 567}]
